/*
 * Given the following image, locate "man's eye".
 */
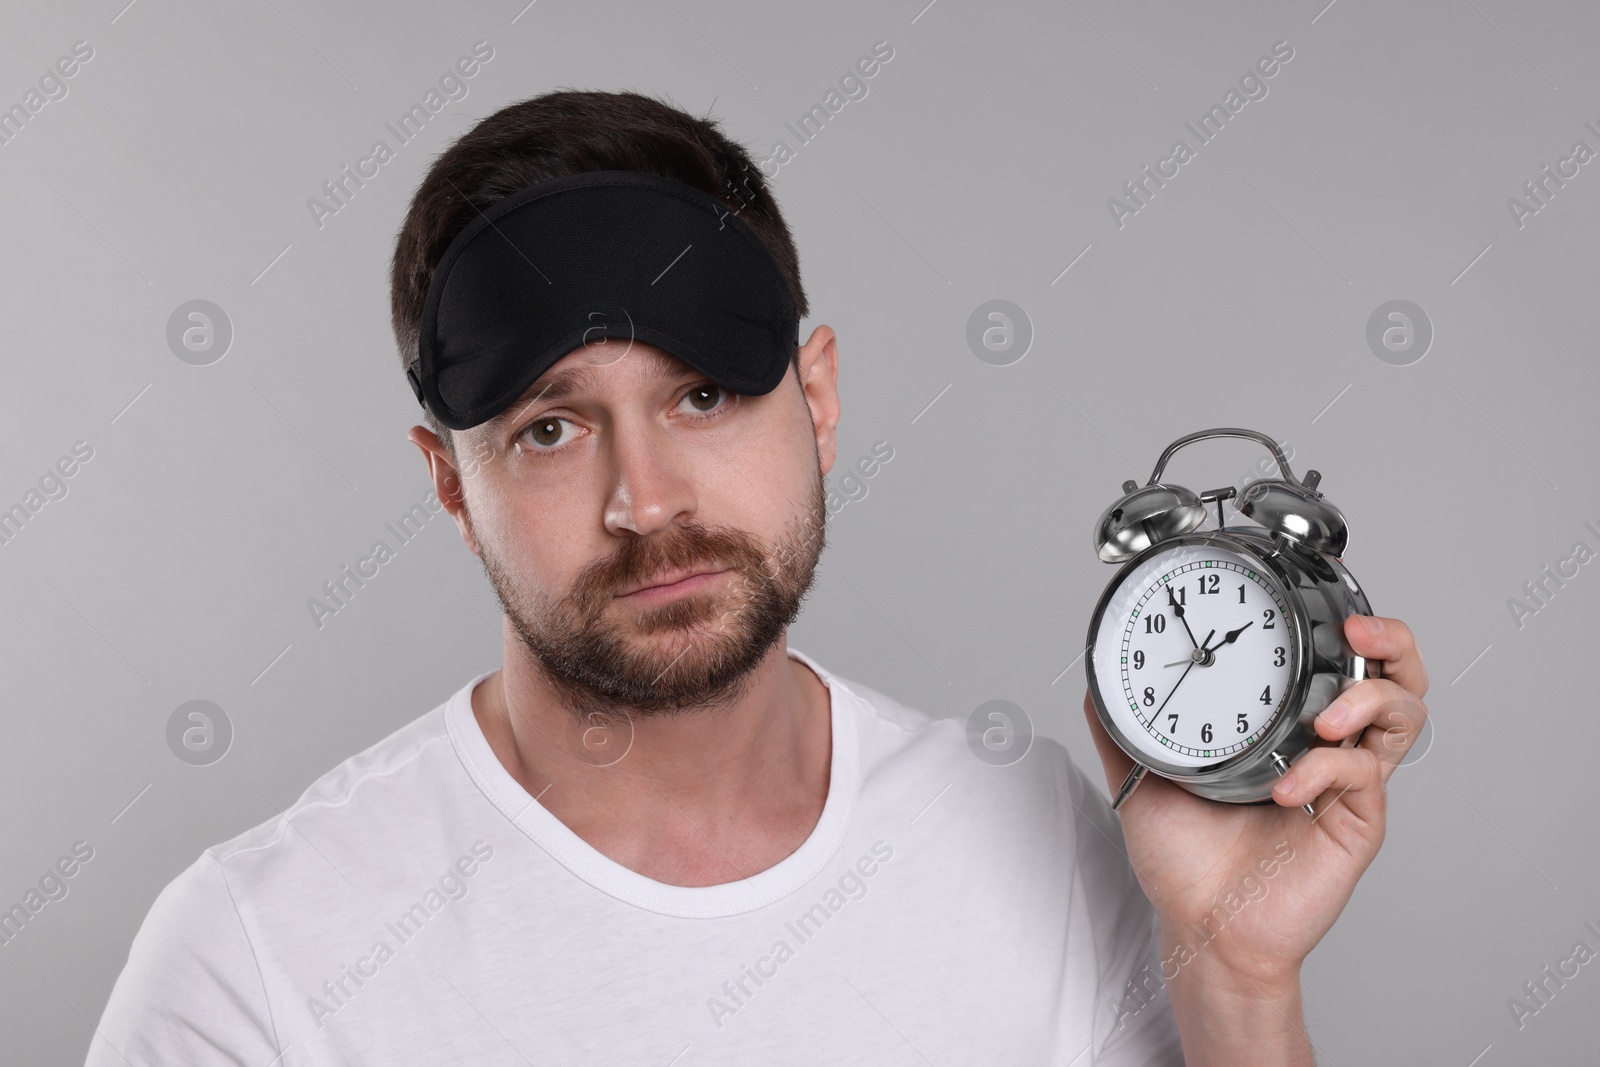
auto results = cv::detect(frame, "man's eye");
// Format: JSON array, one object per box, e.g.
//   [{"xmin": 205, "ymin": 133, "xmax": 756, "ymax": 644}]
[
  {"xmin": 521, "ymin": 416, "xmax": 576, "ymax": 450},
  {"xmin": 678, "ymin": 383, "xmax": 729, "ymax": 415}
]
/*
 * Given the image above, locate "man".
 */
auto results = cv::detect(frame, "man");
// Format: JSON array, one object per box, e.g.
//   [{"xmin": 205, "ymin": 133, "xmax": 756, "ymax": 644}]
[{"xmin": 87, "ymin": 90, "xmax": 1429, "ymax": 1065}]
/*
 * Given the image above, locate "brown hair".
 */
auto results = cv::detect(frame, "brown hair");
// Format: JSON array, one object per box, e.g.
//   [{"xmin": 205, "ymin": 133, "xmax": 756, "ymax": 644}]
[{"xmin": 389, "ymin": 89, "xmax": 809, "ymax": 452}]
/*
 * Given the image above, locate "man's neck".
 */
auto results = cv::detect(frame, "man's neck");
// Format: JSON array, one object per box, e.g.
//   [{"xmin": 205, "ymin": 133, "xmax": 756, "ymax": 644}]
[{"xmin": 471, "ymin": 635, "xmax": 833, "ymax": 887}]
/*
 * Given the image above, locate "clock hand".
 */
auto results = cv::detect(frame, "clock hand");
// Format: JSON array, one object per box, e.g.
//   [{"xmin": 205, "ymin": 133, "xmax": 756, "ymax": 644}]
[
  {"xmin": 1202, "ymin": 620, "xmax": 1254, "ymax": 654},
  {"xmin": 1164, "ymin": 627, "xmax": 1218, "ymax": 668},
  {"xmin": 1166, "ymin": 584, "xmax": 1200, "ymax": 650},
  {"xmin": 1153, "ymin": 660, "xmax": 1195, "ymax": 718},
  {"xmin": 1154, "ymin": 628, "xmax": 1213, "ymax": 715}
]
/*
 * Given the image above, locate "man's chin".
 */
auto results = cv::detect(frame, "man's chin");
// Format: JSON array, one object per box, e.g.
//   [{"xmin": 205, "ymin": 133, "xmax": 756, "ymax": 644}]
[
  {"xmin": 575, "ymin": 603, "xmax": 776, "ymax": 702},
  {"xmin": 612, "ymin": 619, "xmax": 752, "ymax": 676}
]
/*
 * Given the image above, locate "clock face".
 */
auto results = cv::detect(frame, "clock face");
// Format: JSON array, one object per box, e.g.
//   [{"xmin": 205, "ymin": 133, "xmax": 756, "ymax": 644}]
[{"xmin": 1089, "ymin": 542, "xmax": 1298, "ymax": 769}]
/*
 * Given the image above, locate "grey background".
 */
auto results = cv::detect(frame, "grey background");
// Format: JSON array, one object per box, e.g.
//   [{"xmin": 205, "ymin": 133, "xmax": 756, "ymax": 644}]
[{"xmin": 2, "ymin": 0, "xmax": 1595, "ymax": 1062}]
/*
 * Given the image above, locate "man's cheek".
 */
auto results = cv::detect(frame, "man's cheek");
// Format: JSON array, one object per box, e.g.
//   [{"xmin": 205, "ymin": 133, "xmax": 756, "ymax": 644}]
[{"xmin": 464, "ymin": 438, "xmax": 496, "ymax": 478}]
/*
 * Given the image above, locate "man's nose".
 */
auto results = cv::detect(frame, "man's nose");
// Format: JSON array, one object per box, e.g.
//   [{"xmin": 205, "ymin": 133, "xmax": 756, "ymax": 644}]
[{"xmin": 602, "ymin": 416, "xmax": 698, "ymax": 538}]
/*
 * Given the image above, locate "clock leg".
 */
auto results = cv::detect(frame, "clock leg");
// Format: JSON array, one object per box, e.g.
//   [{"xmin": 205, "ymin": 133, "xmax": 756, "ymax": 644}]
[
  {"xmin": 1111, "ymin": 764, "xmax": 1148, "ymax": 811},
  {"xmin": 1269, "ymin": 750, "xmax": 1316, "ymax": 816}
]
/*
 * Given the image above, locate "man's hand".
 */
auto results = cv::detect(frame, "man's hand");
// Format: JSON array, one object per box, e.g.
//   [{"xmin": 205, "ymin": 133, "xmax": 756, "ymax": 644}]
[{"xmin": 1081, "ymin": 613, "xmax": 1429, "ymax": 1062}]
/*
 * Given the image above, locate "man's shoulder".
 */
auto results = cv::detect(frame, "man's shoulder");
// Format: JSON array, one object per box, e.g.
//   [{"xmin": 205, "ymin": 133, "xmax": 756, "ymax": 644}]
[
  {"xmin": 822, "ymin": 657, "xmax": 1148, "ymax": 964},
  {"xmin": 819, "ymin": 656, "xmax": 1094, "ymax": 822},
  {"xmin": 202, "ymin": 680, "xmax": 468, "ymax": 880},
  {"xmin": 829, "ymin": 667, "xmax": 939, "ymax": 734},
  {"xmin": 90, "ymin": 675, "xmax": 486, "ymax": 1060}
]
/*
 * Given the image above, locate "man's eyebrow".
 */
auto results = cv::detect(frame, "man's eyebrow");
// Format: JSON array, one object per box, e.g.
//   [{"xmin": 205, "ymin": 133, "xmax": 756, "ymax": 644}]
[
  {"xmin": 483, "ymin": 366, "xmax": 596, "ymax": 433},
  {"xmin": 484, "ymin": 356, "xmax": 694, "ymax": 432}
]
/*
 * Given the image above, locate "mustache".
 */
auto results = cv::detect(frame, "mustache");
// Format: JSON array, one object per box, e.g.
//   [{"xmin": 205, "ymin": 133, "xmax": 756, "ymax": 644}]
[{"xmin": 572, "ymin": 520, "xmax": 766, "ymax": 608}]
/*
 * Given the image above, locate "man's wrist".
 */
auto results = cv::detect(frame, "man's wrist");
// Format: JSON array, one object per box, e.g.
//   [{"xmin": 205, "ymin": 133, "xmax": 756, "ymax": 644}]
[{"xmin": 1160, "ymin": 931, "xmax": 1312, "ymax": 1067}]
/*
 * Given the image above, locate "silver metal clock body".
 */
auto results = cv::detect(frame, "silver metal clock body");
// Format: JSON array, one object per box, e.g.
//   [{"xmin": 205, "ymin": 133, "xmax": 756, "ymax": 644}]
[
  {"xmin": 1083, "ymin": 428, "xmax": 1379, "ymax": 809},
  {"xmin": 1086, "ymin": 527, "xmax": 1376, "ymax": 804}
]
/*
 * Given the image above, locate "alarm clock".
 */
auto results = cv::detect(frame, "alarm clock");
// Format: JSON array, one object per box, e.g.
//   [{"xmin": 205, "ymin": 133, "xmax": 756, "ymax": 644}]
[{"xmin": 1083, "ymin": 427, "xmax": 1379, "ymax": 815}]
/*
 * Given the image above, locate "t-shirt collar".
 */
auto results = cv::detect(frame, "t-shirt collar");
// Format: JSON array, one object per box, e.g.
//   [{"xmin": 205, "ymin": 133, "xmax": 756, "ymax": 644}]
[{"xmin": 444, "ymin": 644, "xmax": 862, "ymax": 918}]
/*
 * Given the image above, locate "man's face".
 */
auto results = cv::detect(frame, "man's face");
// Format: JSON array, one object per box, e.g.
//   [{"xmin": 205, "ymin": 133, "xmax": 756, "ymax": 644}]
[{"xmin": 432, "ymin": 336, "xmax": 836, "ymax": 720}]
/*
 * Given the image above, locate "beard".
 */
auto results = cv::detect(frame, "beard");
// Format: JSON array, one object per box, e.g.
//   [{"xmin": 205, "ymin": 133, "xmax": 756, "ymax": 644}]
[{"xmin": 475, "ymin": 460, "xmax": 827, "ymax": 725}]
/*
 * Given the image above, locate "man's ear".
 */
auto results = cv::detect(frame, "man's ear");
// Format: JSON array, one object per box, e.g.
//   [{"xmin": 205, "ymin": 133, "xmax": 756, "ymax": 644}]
[
  {"xmin": 796, "ymin": 324, "xmax": 840, "ymax": 476},
  {"xmin": 408, "ymin": 426, "xmax": 480, "ymax": 555}
]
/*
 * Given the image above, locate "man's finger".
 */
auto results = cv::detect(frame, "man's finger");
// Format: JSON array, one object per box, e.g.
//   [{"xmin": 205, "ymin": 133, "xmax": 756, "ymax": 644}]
[
  {"xmin": 1271, "ymin": 745, "xmax": 1386, "ymax": 825},
  {"xmin": 1343, "ymin": 614, "xmax": 1428, "ymax": 699},
  {"xmin": 1311, "ymin": 677, "xmax": 1428, "ymax": 783}
]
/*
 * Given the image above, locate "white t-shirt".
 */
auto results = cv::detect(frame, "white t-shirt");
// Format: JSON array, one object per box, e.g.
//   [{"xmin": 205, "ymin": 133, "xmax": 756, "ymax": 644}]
[{"xmin": 87, "ymin": 647, "xmax": 1183, "ymax": 1066}]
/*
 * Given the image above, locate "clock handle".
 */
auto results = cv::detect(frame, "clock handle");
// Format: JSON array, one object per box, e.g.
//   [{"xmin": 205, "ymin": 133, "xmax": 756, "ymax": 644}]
[
  {"xmin": 1110, "ymin": 764, "xmax": 1147, "ymax": 811},
  {"xmin": 1146, "ymin": 428, "xmax": 1296, "ymax": 487}
]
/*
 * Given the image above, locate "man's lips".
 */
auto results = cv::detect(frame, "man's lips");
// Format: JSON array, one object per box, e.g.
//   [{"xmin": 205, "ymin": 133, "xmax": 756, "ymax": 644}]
[{"xmin": 613, "ymin": 567, "xmax": 732, "ymax": 599}]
